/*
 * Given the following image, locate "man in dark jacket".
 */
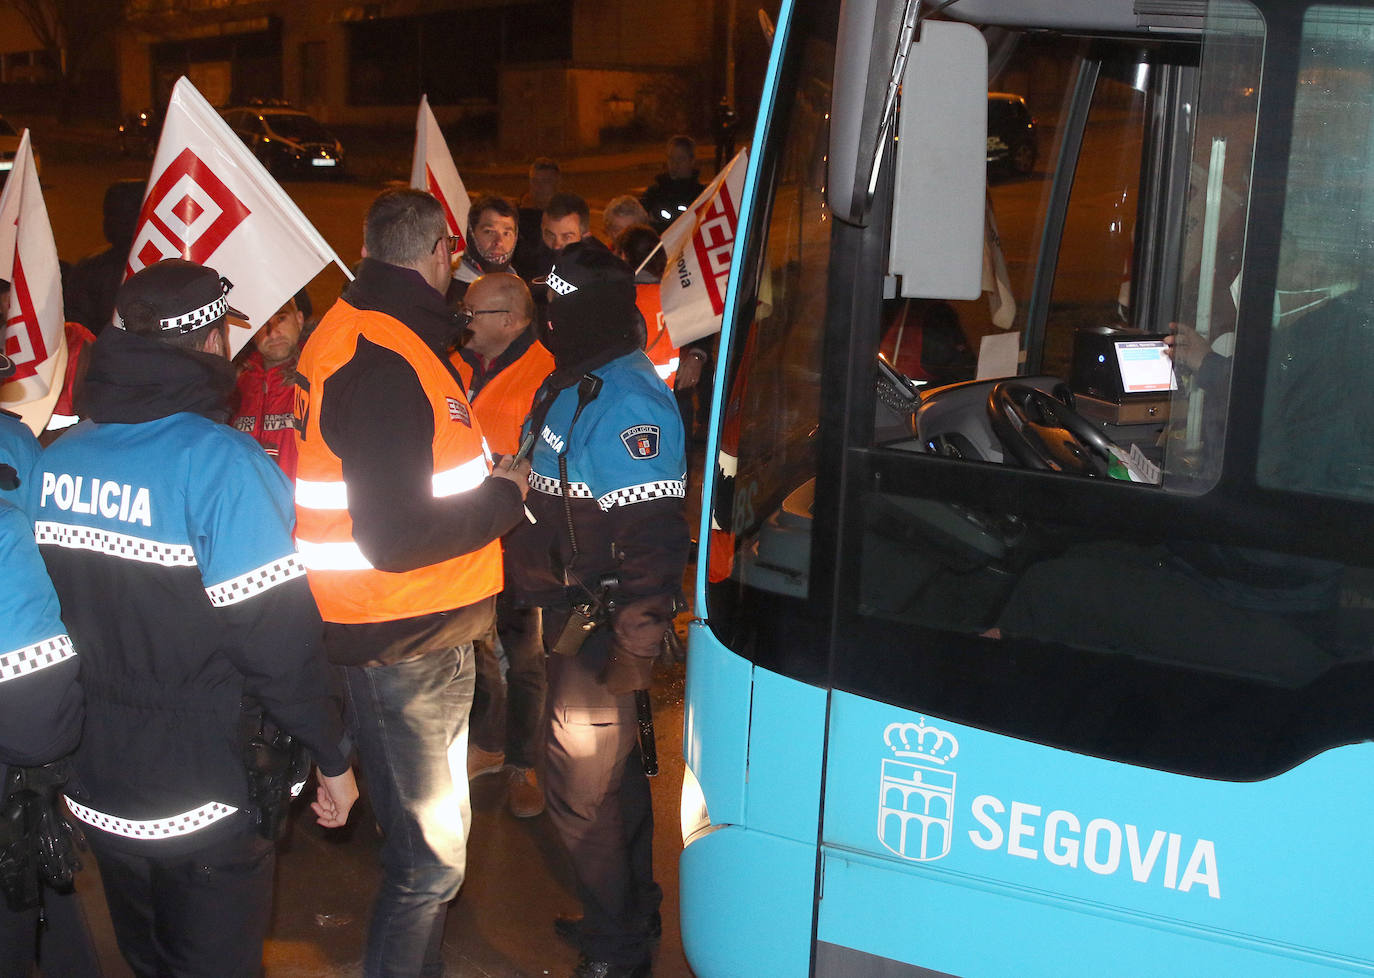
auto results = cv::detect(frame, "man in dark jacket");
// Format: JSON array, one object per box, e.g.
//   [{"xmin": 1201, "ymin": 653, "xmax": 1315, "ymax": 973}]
[
  {"xmin": 640, "ymin": 136, "xmax": 705, "ymax": 233},
  {"xmin": 293, "ymin": 188, "xmax": 530, "ymax": 978},
  {"xmin": 30, "ymin": 259, "xmax": 357, "ymax": 978},
  {"xmin": 506, "ymin": 241, "xmax": 689, "ymax": 978},
  {"xmin": 62, "ymin": 179, "xmax": 145, "ymax": 334}
]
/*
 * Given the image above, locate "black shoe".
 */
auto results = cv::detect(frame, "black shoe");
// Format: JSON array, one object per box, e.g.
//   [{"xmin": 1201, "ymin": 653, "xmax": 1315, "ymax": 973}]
[
  {"xmin": 555, "ymin": 910, "xmax": 663, "ymax": 945},
  {"xmin": 570, "ymin": 956, "xmax": 651, "ymax": 978}
]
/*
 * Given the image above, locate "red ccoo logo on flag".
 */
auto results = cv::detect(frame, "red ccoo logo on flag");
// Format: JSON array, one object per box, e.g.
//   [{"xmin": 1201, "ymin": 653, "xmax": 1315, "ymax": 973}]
[{"xmin": 125, "ymin": 148, "xmax": 252, "ymax": 280}]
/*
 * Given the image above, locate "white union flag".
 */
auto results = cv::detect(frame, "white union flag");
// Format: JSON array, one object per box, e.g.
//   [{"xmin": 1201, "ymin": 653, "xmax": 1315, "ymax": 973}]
[
  {"xmin": 659, "ymin": 148, "xmax": 748, "ymax": 348},
  {"xmin": 0, "ymin": 128, "xmax": 65, "ymax": 418},
  {"xmin": 410, "ymin": 94, "xmax": 470, "ymax": 251},
  {"xmin": 125, "ymin": 76, "xmax": 348, "ymax": 356}
]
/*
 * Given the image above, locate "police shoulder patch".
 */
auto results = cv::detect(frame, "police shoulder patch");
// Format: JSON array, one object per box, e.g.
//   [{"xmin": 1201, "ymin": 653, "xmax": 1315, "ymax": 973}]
[
  {"xmin": 620, "ymin": 424, "xmax": 660, "ymax": 459},
  {"xmin": 446, "ymin": 396, "xmax": 471, "ymax": 427}
]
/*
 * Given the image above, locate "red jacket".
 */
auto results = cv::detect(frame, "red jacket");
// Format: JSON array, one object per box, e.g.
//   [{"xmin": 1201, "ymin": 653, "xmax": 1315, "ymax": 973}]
[{"xmin": 231, "ymin": 351, "xmax": 299, "ymax": 479}]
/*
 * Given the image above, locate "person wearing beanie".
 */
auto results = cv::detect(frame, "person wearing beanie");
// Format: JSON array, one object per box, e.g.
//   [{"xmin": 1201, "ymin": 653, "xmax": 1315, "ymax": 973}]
[
  {"xmin": 504, "ymin": 240, "xmax": 689, "ymax": 978},
  {"xmin": 62, "ymin": 178, "xmax": 145, "ymax": 334},
  {"xmin": 28, "ymin": 258, "xmax": 357, "ymax": 978}
]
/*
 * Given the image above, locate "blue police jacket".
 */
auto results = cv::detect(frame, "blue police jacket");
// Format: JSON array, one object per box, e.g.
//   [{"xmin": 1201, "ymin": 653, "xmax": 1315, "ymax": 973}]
[
  {"xmin": 29, "ymin": 326, "xmax": 349, "ymax": 856},
  {"xmin": 0, "ymin": 411, "xmax": 39, "ymax": 509},
  {"xmin": 0, "ymin": 498, "xmax": 82, "ymax": 776},
  {"xmin": 506, "ymin": 350, "xmax": 689, "ymax": 608}
]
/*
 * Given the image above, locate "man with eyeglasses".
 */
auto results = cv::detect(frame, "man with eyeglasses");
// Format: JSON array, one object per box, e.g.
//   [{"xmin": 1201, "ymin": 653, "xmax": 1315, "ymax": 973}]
[
  {"xmin": 452, "ymin": 273, "xmax": 556, "ymax": 819},
  {"xmin": 294, "ymin": 188, "xmax": 531, "ymax": 978}
]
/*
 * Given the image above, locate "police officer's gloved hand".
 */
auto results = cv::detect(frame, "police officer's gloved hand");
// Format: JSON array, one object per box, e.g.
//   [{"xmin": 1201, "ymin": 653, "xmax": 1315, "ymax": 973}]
[
  {"xmin": 598, "ymin": 593, "xmax": 675, "ymax": 694},
  {"xmin": 600, "ymin": 651, "xmax": 655, "ymax": 695}
]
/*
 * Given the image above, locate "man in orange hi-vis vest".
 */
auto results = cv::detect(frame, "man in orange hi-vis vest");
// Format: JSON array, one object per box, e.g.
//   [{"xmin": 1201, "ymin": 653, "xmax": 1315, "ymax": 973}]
[
  {"xmin": 294, "ymin": 189, "xmax": 531, "ymax": 978},
  {"xmin": 612, "ymin": 223, "xmax": 683, "ymax": 389},
  {"xmin": 451, "ymin": 272, "xmax": 555, "ymax": 819}
]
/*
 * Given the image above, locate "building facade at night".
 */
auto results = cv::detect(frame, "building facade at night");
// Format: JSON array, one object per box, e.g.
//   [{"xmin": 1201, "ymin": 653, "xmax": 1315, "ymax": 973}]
[{"xmin": 115, "ymin": 0, "xmax": 758, "ymax": 154}]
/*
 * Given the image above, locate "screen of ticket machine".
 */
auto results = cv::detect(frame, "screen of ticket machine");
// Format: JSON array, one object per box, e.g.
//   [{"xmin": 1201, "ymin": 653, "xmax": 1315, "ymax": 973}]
[{"xmin": 1070, "ymin": 327, "xmax": 1176, "ymax": 424}]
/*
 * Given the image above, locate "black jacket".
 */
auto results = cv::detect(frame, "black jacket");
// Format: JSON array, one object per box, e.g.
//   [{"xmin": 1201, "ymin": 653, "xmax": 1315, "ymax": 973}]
[
  {"xmin": 314, "ymin": 258, "xmax": 525, "ymax": 664},
  {"xmin": 641, "ymin": 173, "xmax": 706, "ymax": 233}
]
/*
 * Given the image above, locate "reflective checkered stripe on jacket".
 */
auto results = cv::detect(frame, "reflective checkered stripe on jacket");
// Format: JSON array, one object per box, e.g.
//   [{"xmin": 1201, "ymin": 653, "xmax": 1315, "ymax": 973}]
[{"xmin": 65, "ymin": 797, "xmax": 238, "ymax": 840}]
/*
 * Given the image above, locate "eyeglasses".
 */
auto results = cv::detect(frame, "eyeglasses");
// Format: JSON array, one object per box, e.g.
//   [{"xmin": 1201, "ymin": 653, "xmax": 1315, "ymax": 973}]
[
  {"xmin": 457, "ymin": 308, "xmax": 510, "ymax": 327},
  {"xmin": 435, "ymin": 234, "xmax": 462, "ymax": 255}
]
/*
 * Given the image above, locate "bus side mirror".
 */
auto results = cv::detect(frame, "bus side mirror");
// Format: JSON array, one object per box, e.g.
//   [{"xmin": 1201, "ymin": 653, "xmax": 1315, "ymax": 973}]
[{"xmin": 889, "ymin": 20, "xmax": 988, "ymax": 301}]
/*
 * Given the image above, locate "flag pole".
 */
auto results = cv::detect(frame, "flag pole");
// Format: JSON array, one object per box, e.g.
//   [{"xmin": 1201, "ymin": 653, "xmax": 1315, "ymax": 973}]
[
  {"xmin": 634, "ymin": 240, "xmax": 664, "ymax": 278},
  {"xmin": 334, "ymin": 257, "xmax": 356, "ymax": 282}
]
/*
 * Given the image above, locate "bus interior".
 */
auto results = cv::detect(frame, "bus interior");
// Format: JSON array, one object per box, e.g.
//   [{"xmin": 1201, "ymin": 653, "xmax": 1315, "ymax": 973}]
[{"xmin": 708, "ymin": 0, "xmax": 1374, "ymax": 782}]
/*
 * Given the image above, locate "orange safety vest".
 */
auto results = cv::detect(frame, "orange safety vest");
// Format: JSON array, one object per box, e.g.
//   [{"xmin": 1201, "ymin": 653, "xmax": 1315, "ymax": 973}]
[
  {"xmin": 451, "ymin": 339, "xmax": 555, "ymax": 457},
  {"xmin": 635, "ymin": 283, "xmax": 679, "ymax": 389},
  {"xmin": 293, "ymin": 303, "xmax": 503, "ymax": 624}
]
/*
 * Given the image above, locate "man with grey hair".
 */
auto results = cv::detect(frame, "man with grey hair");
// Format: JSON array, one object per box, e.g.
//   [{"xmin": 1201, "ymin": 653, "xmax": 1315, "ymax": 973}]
[
  {"xmin": 294, "ymin": 188, "xmax": 531, "ymax": 978},
  {"xmin": 602, "ymin": 195, "xmax": 652, "ymax": 246}
]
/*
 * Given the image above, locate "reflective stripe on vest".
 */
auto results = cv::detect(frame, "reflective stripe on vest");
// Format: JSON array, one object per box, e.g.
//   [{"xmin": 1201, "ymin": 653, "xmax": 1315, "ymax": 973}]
[
  {"xmin": 296, "ymin": 538, "xmax": 374, "ymax": 571},
  {"xmin": 294, "ymin": 301, "xmax": 504, "ymax": 624},
  {"xmin": 432, "ymin": 452, "xmax": 490, "ymax": 497},
  {"xmin": 296, "ymin": 451, "xmax": 488, "ymax": 511},
  {"xmin": 65, "ymin": 797, "xmax": 238, "ymax": 839},
  {"xmin": 295, "ymin": 478, "xmax": 349, "ymax": 510},
  {"xmin": 636, "ymin": 283, "xmax": 678, "ymax": 389}
]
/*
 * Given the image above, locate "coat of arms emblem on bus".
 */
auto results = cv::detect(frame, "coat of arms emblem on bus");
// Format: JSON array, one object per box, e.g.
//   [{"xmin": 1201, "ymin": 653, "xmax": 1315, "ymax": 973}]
[{"xmin": 879, "ymin": 718, "xmax": 960, "ymax": 862}]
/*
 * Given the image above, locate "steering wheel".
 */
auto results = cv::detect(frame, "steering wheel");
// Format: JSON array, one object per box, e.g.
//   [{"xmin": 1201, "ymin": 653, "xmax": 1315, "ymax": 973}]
[{"xmin": 986, "ymin": 382, "xmax": 1121, "ymax": 476}]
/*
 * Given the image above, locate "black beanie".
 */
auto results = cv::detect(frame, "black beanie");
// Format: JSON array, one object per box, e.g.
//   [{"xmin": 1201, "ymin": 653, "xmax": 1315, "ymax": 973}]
[
  {"xmin": 539, "ymin": 239, "xmax": 639, "ymax": 369},
  {"xmin": 103, "ymin": 179, "xmax": 146, "ymax": 248}
]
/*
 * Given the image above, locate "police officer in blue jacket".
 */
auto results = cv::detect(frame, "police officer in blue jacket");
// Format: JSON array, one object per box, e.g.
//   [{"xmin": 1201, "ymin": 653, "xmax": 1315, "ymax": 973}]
[
  {"xmin": 29, "ymin": 259, "xmax": 357, "ymax": 978},
  {"xmin": 0, "ymin": 408, "xmax": 37, "ymax": 509},
  {"xmin": 506, "ymin": 241, "xmax": 689, "ymax": 978},
  {"xmin": 0, "ymin": 339, "xmax": 90, "ymax": 975}
]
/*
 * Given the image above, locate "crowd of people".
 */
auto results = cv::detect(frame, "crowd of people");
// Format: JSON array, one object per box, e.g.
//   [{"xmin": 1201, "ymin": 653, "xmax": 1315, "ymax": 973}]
[{"xmin": 0, "ymin": 135, "xmax": 718, "ymax": 978}]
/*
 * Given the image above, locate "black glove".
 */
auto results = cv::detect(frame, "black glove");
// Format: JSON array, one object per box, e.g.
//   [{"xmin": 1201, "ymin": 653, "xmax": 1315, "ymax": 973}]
[{"xmin": 600, "ymin": 651, "xmax": 655, "ymax": 695}]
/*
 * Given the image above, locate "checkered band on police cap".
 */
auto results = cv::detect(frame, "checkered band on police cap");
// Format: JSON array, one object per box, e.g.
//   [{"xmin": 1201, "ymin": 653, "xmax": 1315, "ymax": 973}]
[{"xmin": 113, "ymin": 259, "xmax": 234, "ymax": 335}]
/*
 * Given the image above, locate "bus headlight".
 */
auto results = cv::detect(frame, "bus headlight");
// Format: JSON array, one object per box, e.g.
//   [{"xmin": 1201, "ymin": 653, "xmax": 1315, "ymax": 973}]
[{"xmin": 680, "ymin": 764, "xmax": 716, "ymax": 847}]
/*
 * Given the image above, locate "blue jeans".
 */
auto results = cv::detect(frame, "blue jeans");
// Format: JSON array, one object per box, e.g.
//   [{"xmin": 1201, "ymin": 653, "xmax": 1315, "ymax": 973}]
[{"xmin": 342, "ymin": 644, "xmax": 474, "ymax": 978}]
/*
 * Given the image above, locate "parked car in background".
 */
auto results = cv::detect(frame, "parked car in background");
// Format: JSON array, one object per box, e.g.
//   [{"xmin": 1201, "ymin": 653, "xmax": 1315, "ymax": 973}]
[
  {"xmin": 219, "ymin": 101, "xmax": 345, "ymax": 177},
  {"xmin": 987, "ymin": 92, "xmax": 1038, "ymax": 177},
  {"xmin": 117, "ymin": 109, "xmax": 162, "ymax": 160}
]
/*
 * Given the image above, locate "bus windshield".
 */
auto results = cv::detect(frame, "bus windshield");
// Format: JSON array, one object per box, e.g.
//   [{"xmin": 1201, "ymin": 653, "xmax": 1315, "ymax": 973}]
[{"xmin": 704, "ymin": 0, "xmax": 1374, "ymax": 780}]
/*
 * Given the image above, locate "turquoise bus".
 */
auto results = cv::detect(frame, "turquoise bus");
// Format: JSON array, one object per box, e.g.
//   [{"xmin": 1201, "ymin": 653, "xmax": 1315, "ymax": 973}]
[{"xmin": 680, "ymin": 0, "xmax": 1374, "ymax": 974}]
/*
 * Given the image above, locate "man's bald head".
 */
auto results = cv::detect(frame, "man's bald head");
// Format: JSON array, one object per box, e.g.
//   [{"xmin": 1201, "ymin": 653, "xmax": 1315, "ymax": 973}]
[{"xmin": 462, "ymin": 273, "xmax": 535, "ymax": 360}]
